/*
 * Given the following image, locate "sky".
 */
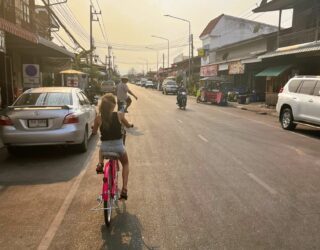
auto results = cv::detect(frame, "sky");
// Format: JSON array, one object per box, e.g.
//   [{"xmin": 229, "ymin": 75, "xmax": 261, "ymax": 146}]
[{"xmin": 43, "ymin": 0, "xmax": 293, "ymax": 74}]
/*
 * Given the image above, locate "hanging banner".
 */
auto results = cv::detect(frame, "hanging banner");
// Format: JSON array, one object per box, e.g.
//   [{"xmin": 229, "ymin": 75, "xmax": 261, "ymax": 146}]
[
  {"xmin": 229, "ymin": 61, "xmax": 245, "ymax": 75},
  {"xmin": 0, "ymin": 30, "xmax": 5, "ymax": 53},
  {"xmin": 200, "ymin": 64, "xmax": 218, "ymax": 77}
]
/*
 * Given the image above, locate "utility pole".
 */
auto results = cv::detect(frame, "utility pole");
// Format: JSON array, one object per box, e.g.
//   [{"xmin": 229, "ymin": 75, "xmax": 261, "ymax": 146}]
[
  {"xmin": 191, "ymin": 34, "xmax": 194, "ymax": 83},
  {"xmin": 163, "ymin": 53, "xmax": 165, "ymax": 69},
  {"xmin": 90, "ymin": 5, "xmax": 101, "ymax": 67},
  {"xmin": 108, "ymin": 46, "xmax": 112, "ymax": 79}
]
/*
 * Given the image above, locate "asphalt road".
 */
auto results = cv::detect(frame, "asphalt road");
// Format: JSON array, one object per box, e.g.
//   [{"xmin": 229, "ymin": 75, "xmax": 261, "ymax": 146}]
[{"xmin": 0, "ymin": 84, "xmax": 320, "ymax": 250}]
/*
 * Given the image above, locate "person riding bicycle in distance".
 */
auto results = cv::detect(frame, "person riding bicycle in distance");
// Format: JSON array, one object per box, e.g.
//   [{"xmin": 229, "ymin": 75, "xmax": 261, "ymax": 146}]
[
  {"xmin": 117, "ymin": 76, "xmax": 138, "ymax": 113},
  {"xmin": 92, "ymin": 93, "xmax": 133, "ymax": 200}
]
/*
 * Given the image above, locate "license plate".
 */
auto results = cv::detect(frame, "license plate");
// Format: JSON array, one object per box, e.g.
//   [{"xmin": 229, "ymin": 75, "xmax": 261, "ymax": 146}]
[{"xmin": 28, "ymin": 119, "xmax": 48, "ymax": 128}]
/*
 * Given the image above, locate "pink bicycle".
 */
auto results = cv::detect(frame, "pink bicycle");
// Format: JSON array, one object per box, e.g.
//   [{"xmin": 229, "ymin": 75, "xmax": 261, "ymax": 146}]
[{"xmin": 92, "ymin": 152, "xmax": 120, "ymax": 226}]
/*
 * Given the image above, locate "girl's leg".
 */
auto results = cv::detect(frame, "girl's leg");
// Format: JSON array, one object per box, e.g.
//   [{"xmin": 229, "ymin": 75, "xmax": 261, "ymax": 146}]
[
  {"xmin": 96, "ymin": 149, "xmax": 104, "ymax": 172},
  {"xmin": 119, "ymin": 152, "xmax": 129, "ymax": 191}
]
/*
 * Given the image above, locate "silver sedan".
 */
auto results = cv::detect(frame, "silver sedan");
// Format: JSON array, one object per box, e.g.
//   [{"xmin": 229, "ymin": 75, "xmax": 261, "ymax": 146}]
[{"xmin": 0, "ymin": 87, "xmax": 97, "ymax": 154}]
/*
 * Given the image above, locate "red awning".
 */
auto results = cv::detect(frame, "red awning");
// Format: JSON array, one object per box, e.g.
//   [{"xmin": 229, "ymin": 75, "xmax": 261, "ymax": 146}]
[{"xmin": 0, "ymin": 17, "xmax": 38, "ymax": 44}]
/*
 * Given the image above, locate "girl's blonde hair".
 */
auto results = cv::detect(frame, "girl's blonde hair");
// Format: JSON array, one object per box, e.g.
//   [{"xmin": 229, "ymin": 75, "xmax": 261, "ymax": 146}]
[{"xmin": 99, "ymin": 93, "xmax": 116, "ymax": 129}]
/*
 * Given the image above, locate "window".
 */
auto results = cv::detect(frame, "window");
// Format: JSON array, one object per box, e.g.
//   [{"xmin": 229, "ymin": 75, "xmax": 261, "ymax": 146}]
[
  {"xmin": 15, "ymin": 93, "xmax": 72, "ymax": 106},
  {"xmin": 313, "ymin": 82, "xmax": 320, "ymax": 96},
  {"xmin": 298, "ymin": 80, "xmax": 317, "ymax": 95},
  {"xmin": 80, "ymin": 92, "xmax": 90, "ymax": 105},
  {"xmin": 77, "ymin": 93, "xmax": 86, "ymax": 105},
  {"xmin": 22, "ymin": 2, "xmax": 30, "ymax": 23},
  {"xmin": 288, "ymin": 80, "xmax": 302, "ymax": 93}
]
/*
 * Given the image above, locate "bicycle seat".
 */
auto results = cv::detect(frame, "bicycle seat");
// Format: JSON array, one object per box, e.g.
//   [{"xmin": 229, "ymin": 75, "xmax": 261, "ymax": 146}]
[{"xmin": 103, "ymin": 152, "xmax": 120, "ymax": 160}]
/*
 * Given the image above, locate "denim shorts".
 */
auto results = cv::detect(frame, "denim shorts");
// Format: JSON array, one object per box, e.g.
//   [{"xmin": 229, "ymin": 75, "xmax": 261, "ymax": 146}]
[
  {"xmin": 100, "ymin": 139, "xmax": 126, "ymax": 156},
  {"xmin": 117, "ymin": 101, "xmax": 126, "ymax": 112}
]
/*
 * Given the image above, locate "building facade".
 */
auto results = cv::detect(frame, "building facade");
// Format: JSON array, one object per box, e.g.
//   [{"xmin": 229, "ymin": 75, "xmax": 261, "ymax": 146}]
[
  {"xmin": 254, "ymin": 0, "xmax": 320, "ymax": 105},
  {"xmin": 0, "ymin": 0, "xmax": 73, "ymax": 108}
]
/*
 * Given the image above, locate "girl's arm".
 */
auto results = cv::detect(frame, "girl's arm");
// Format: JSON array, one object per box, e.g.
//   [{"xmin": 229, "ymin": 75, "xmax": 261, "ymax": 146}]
[{"xmin": 117, "ymin": 112, "xmax": 133, "ymax": 128}]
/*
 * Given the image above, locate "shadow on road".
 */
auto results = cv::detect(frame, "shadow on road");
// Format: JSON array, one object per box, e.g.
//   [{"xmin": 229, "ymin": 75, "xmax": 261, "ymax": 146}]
[
  {"xmin": 100, "ymin": 203, "xmax": 159, "ymax": 250},
  {"xmin": 126, "ymin": 127, "xmax": 144, "ymax": 137},
  {"xmin": 293, "ymin": 127, "xmax": 320, "ymax": 140},
  {"xmin": 0, "ymin": 136, "xmax": 99, "ymax": 187}
]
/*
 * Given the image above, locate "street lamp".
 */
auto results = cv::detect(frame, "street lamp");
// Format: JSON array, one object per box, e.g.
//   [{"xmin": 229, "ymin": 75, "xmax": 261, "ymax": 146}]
[
  {"xmin": 152, "ymin": 35, "xmax": 169, "ymax": 69},
  {"xmin": 146, "ymin": 47, "xmax": 159, "ymax": 80},
  {"xmin": 164, "ymin": 14, "xmax": 191, "ymax": 87}
]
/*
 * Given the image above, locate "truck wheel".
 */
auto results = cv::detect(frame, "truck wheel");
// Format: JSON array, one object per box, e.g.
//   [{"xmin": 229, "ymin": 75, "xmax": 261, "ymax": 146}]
[{"xmin": 280, "ymin": 108, "xmax": 296, "ymax": 130}]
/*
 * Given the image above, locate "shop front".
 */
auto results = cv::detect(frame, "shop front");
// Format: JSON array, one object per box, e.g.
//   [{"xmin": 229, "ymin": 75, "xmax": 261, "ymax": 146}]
[
  {"xmin": 256, "ymin": 65, "xmax": 292, "ymax": 106},
  {"xmin": 0, "ymin": 17, "xmax": 73, "ymax": 108}
]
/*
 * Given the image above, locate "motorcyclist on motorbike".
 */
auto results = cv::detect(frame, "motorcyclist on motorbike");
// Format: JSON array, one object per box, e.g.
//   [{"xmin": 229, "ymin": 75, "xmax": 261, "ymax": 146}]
[{"xmin": 176, "ymin": 83, "xmax": 187, "ymax": 105}]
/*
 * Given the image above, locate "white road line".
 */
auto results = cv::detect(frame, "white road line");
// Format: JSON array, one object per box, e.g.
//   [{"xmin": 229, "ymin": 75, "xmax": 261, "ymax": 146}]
[
  {"xmin": 247, "ymin": 173, "xmax": 277, "ymax": 195},
  {"xmin": 286, "ymin": 145, "xmax": 306, "ymax": 156},
  {"xmin": 198, "ymin": 134, "xmax": 208, "ymax": 143},
  {"xmin": 37, "ymin": 150, "xmax": 97, "ymax": 250},
  {"xmin": 177, "ymin": 119, "xmax": 183, "ymax": 124}
]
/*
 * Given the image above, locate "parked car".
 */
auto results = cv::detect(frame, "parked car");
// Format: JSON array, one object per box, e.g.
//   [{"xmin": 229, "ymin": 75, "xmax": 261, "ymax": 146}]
[
  {"xmin": 276, "ymin": 76, "xmax": 320, "ymax": 130},
  {"xmin": 101, "ymin": 80, "xmax": 116, "ymax": 94},
  {"xmin": 145, "ymin": 81, "xmax": 154, "ymax": 88},
  {"xmin": 162, "ymin": 79, "xmax": 178, "ymax": 95},
  {"xmin": 0, "ymin": 87, "xmax": 97, "ymax": 154}
]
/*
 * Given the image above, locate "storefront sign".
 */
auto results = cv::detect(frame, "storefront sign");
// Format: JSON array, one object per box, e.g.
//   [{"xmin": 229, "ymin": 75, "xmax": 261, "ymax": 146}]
[
  {"xmin": 200, "ymin": 64, "xmax": 218, "ymax": 77},
  {"xmin": 23, "ymin": 64, "xmax": 40, "ymax": 88},
  {"xmin": 0, "ymin": 30, "xmax": 5, "ymax": 53},
  {"xmin": 67, "ymin": 76, "xmax": 79, "ymax": 87},
  {"xmin": 198, "ymin": 48, "xmax": 206, "ymax": 57},
  {"xmin": 229, "ymin": 61, "xmax": 245, "ymax": 75},
  {"xmin": 0, "ymin": 17, "xmax": 38, "ymax": 44},
  {"xmin": 219, "ymin": 63, "xmax": 228, "ymax": 71}
]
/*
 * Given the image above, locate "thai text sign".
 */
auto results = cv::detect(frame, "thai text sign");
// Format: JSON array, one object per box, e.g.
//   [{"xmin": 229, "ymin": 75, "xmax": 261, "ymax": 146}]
[
  {"xmin": 229, "ymin": 61, "xmax": 245, "ymax": 74},
  {"xmin": 200, "ymin": 64, "xmax": 218, "ymax": 77}
]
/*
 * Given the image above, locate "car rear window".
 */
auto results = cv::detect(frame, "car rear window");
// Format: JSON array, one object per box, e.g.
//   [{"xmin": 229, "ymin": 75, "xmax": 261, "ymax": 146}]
[
  {"xmin": 15, "ymin": 92, "xmax": 72, "ymax": 106},
  {"xmin": 298, "ymin": 80, "xmax": 317, "ymax": 95},
  {"xmin": 288, "ymin": 79, "xmax": 302, "ymax": 93},
  {"xmin": 166, "ymin": 81, "xmax": 177, "ymax": 86},
  {"xmin": 313, "ymin": 82, "xmax": 320, "ymax": 96}
]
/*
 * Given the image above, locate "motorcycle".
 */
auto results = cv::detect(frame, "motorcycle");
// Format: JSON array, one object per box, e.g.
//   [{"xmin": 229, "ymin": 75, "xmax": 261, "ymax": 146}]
[{"xmin": 177, "ymin": 91, "xmax": 187, "ymax": 110}]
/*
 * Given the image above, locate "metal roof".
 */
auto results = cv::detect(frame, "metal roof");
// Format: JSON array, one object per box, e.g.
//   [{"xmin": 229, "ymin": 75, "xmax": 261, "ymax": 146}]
[
  {"xmin": 259, "ymin": 43, "xmax": 320, "ymax": 59},
  {"xmin": 253, "ymin": 0, "xmax": 299, "ymax": 13}
]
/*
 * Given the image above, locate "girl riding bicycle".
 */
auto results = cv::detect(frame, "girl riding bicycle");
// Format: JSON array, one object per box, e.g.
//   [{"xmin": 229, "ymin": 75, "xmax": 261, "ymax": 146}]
[{"xmin": 92, "ymin": 93, "xmax": 133, "ymax": 200}]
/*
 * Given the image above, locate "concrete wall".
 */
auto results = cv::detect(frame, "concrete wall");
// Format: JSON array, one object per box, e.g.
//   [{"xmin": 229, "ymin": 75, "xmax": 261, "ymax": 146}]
[{"xmin": 215, "ymin": 39, "xmax": 267, "ymax": 63}]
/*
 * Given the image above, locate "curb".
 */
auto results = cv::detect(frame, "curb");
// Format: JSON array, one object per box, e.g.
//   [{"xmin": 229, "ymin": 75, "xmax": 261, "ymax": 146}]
[{"xmin": 227, "ymin": 102, "xmax": 278, "ymax": 118}]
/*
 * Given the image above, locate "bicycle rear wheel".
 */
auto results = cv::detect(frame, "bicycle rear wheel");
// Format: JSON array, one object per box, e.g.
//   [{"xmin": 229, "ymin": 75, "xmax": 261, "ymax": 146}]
[{"xmin": 104, "ymin": 169, "xmax": 113, "ymax": 226}]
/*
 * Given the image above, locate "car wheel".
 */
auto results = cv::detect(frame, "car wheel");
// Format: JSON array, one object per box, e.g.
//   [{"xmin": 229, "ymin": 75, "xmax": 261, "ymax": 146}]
[
  {"xmin": 280, "ymin": 108, "xmax": 296, "ymax": 130},
  {"xmin": 7, "ymin": 146, "xmax": 19, "ymax": 155},
  {"xmin": 77, "ymin": 128, "xmax": 88, "ymax": 153}
]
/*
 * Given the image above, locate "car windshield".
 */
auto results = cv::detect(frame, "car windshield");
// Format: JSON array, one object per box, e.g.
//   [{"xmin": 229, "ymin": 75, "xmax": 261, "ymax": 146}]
[{"xmin": 14, "ymin": 92, "xmax": 72, "ymax": 106}]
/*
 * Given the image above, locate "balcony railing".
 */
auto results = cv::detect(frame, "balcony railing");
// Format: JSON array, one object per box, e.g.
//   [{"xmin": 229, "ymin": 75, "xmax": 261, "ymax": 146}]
[{"xmin": 279, "ymin": 27, "xmax": 319, "ymax": 47}]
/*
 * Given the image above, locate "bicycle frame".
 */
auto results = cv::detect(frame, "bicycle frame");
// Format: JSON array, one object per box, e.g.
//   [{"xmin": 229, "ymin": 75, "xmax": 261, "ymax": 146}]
[{"xmin": 102, "ymin": 159, "xmax": 119, "ymax": 201}]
